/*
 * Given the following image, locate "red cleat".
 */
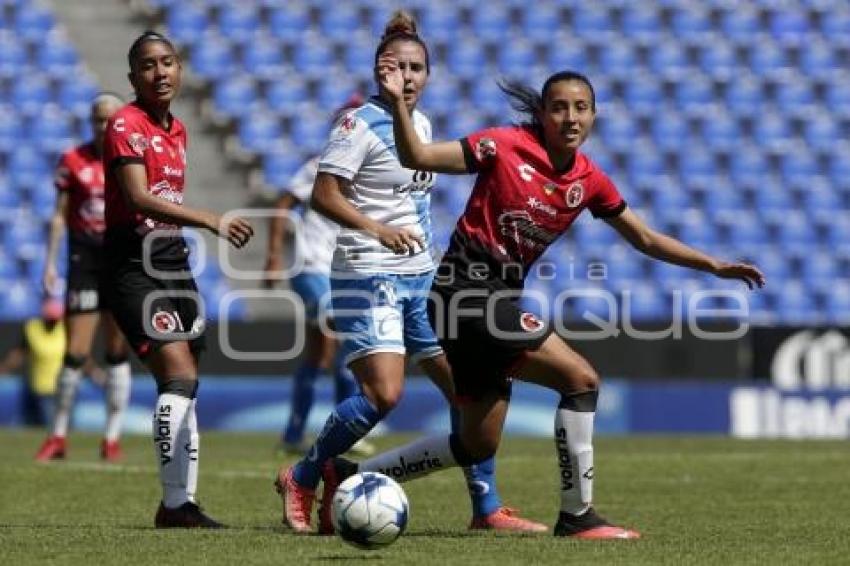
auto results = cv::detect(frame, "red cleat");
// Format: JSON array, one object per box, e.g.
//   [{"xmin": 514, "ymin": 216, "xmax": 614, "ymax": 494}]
[
  {"xmin": 554, "ymin": 508, "xmax": 640, "ymax": 539},
  {"xmin": 317, "ymin": 457, "xmax": 358, "ymax": 535},
  {"xmin": 274, "ymin": 466, "xmax": 315, "ymax": 533},
  {"xmin": 35, "ymin": 436, "xmax": 66, "ymax": 461},
  {"xmin": 469, "ymin": 506, "xmax": 549, "ymax": 532},
  {"xmin": 100, "ymin": 440, "xmax": 123, "ymax": 462}
]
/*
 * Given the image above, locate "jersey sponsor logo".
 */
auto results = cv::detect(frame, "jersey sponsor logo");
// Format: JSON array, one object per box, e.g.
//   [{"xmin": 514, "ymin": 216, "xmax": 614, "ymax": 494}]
[
  {"xmin": 128, "ymin": 132, "xmax": 148, "ymax": 155},
  {"xmin": 394, "ymin": 170, "xmax": 435, "ymax": 195},
  {"xmin": 154, "ymin": 403, "xmax": 173, "ymax": 466},
  {"xmin": 150, "ymin": 135, "xmax": 164, "ymax": 153},
  {"xmin": 566, "ymin": 182, "xmax": 584, "ymax": 208},
  {"xmin": 377, "ymin": 452, "xmax": 443, "ymax": 480},
  {"xmin": 162, "ymin": 165, "xmax": 184, "ymax": 178},
  {"xmin": 113, "ymin": 117, "xmax": 125, "ymax": 132},
  {"xmin": 520, "ymin": 311, "xmax": 544, "ymax": 332},
  {"xmin": 498, "ymin": 210, "xmax": 558, "ymax": 249},
  {"xmin": 518, "ymin": 163, "xmax": 536, "ymax": 181},
  {"xmin": 527, "ymin": 196, "xmax": 557, "ymax": 218},
  {"xmin": 555, "ymin": 427, "xmax": 573, "ymax": 491},
  {"xmin": 152, "ymin": 310, "xmax": 178, "ymax": 333},
  {"xmin": 475, "ymin": 137, "xmax": 497, "ymax": 161}
]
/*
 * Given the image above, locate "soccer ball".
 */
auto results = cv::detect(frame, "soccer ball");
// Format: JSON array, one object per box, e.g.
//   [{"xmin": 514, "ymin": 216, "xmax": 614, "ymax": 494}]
[{"xmin": 331, "ymin": 472, "xmax": 409, "ymax": 550}]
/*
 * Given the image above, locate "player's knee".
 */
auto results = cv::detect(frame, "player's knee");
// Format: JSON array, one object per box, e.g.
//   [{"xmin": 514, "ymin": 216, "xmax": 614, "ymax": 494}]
[
  {"xmin": 156, "ymin": 377, "xmax": 199, "ymax": 399},
  {"xmin": 565, "ymin": 365, "xmax": 599, "ymax": 395},
  {"xmin": 369, "ymin": 387, "xmax": 402, "ymax": 415},
  {"xmin": 104, "ymin": 352, "xmax": 129, "ymax": 366}
]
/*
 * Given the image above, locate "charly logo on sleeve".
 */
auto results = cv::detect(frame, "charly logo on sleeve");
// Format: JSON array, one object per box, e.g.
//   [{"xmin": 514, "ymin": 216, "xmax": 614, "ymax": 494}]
[{"xmin": 475, "ymin": 137, "xmax": 497, "ymax": 160}]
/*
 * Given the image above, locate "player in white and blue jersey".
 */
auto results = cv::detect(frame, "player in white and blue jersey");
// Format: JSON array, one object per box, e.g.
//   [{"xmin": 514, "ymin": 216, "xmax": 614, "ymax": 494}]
[
  {"xmin": 274, "ymin": 11, "xmax": 546, "ymax": 536},
  {"xmin": 263, "ymin": 97, "xmax": 375, "ymax": 457}
]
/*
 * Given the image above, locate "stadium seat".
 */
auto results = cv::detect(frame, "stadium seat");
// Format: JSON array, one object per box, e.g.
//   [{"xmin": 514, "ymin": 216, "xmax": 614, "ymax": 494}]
[
  {"xmin": 728, "ymin": 147, "xmax": 769, "ymax": 187},
  {"xmin": 420, "ymin": 75, "xmax": 461, "ymax": 115},
  {"xmin": 496, "ymin": 39, "xmax": 538, "ymax": 79},
  {"xmin": 699, "ymin": 114, "xmax": 741, "ymax": 150},
  {"xmin": 622, "ymin": 74, "xmax": 664, "ymax": 114},
  {"xmin": 469, "ymin": 6, "xmax": 512, "ymax": 43},
  {"xmin": 674, "ymin": 74, "xmax": 715, "ymax": 115},
  {"xmin": 190, "ymin": 35, "xmax": 236, "ymax": 81},
  {"xmin": 798, "ymin": 40, "xmax": 838, "ymax": 79},
  {"xmin": 292, "ymin": 37, "xmax": 335, "ymax": 76},
  {"xmin": 217, "ymin": 4, "xmax": 261, "ymax": 44},
  {"xmin": 597, "ymin": 41, "xmax": 638, "ymax": 78},
  {"xmin": 650, "ymin": 112, "xmax": 692, "ymax": 152},
  {"xmin": 571, "ymin": 6, "xmax": 615, "ymax": 42},
  {"xmin": 29, "ymin": 107, "xmax": 74, "ymax": 153},
  {"xmin": 316, "ymin": 80, "xmax": 356, "ymax": 111},
  {"xmin": 0, "ymin": 110, "xmax": 23, "ymax": 153},
  {"xmin": 678, "ymin": 150, "xmax": 718, "ymax": 187},
  {"xmin": 747, "ymin": 42, "xmax": 791, "ymax": 78},
  {"xmin": 719, "ymin": 7, "xmax": 760, "ymax": 44},
  {"xmin": 620, "ymin": 6, "xmax": 662, "ymax": 43},
  {"xmin": 773, "ymin": 78, "xmax": 816, "ymax": 115},
  {"xmin": 717, "ymin": 211, "xmax": 766, "ymax": 247},
  {"xmin": 288, "ymin": 110, "xmax": 331, "ymax": 156},
  {"xmin": 342, "ymin": 34, "xmax": 374, "ymax": 77},
  {"xmin": 0, "ymin": 32, "xmax": 28, "ymax": 78},
  {"xmin": 13, "ymin": 3, "xmax": 55, "ymax": 43},
  {"xmin": 165, "ymin": 2, "xmax": 209, "ymax": 47},
  {"xmin": 11, "ymin": 75, "xmax": 51, "ymax": 117},
  {"xmin": 647, "ymin": 41, "xmax": 690, "ymax": 80},
  {"xmin": 752, "ymin": 185, "xmax": 794, "ymax": 212},
  {"xmin": 262, "ymin": 148, "xmax": 303, "ymax": 189},
  {"xmin": 819, "ymin": 8, "xmax": 850, "ymax": 46},
  {"xmin": 597, "ymin": 113, "xmax": 638, "ymax": 153},
  {"xmin": 7, "ymin": 147, "xmax": 50, "ymax": 191},
  {"xmin": 824, "ymin": 78, "xmax": 850, "ymax": 117},
  {"xmin": 241, "ymin": 36, "xmax": 285, "ymax": 79},
  {"xmin": 752, "ymin": 114, "xmax": 793, "ymax": 152},
  {"xmin": 268, "ymin": 5, "xmax": 311, "ymax": 42},
  {"xmin": 0, "ymin": 281, "xmax": 40, "ymax": 321},
  {"xmin": 698, "ymin": 42, "xmax": 739, "ymax": 80},
  {"xmin": 56, "ymin": 77, "xmax": 99, "ymax": 119},
  {"xmin": 265, "ymin": 77, "xmax": 309, "ymax": 117},
  {"xmin": 546, "ymin": 40, "xmax": 588, "ymax": 74},
  {"xmin": 626, "ymin": 150, "xmax": 667, "ymax": 186},
  {"xmin": 779, "ymin": 150, "xmax": 819, "ymax": 186},
  {"xmin": 769, "ymin": 10, "xmax": 812, "ymax": 44},
  {"xmin": 237, "ymin": 110, "xmax": 282, "ymax": 154},
  {"xmin": 212, "ymin": 75, "xmax": 261, "ymax": 119},
  {"xmin": 419, "ymin": 4, "xmax": 460, "ymax": 43},
  {"xmin": 774, "ymin": 281, "xmax": 817, "ymax": 323},
  {"xmin": 519, "ymin": 4, "xmax": 562, "ymax": 37},
  {"xmin": 318, "ymin": 4, "xmax": 361, "ymax": 41},
  {"xmin": 828, "ymin": 151, "xmax": 850, "ymax": 190},
  {"xmin": 670, "ymin": 7, "xmax": 713, "ymax": 43},
  {"xmin": 445, "ymin": 39, "xmax": 487, "ymax": 78},
  {"xmin": 801, "ymin": 115, "xmax": 839, "ymax": 153}
]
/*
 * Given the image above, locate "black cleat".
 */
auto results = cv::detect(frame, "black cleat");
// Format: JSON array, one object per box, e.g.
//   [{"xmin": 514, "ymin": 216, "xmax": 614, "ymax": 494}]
[
  {"xmin": 154, "ymin": 501, "xmax": 226, "ymax": 529},
  {"xmin": 318, "ymin": 457, "xmax": 358, "ymax": 535},
  {"xmin": 554, "ymin": 507, "xmax": 640, "ymax": 539}
]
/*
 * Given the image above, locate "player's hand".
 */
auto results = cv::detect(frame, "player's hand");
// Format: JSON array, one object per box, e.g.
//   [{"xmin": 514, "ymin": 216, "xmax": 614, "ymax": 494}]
[
  {"xmin": 377, "ymin": 225, "xmax": 424, "ymax": 255},
  {"xmin": 212, "ymin": 214, "xmax": 254, "ymax": 249},
  {"xmin": 376, "ymin": 52, "xmax": 404, "ymax": 104},
  {"xmin": 262, "ymin": 254, "xmax": 284, "ymax": 289},
  {"xmin": 42, "ymin": 264, "xmax": 58, "ymax": 295},
  {"xmin": 713, "ymin": 261, "xmax": 766, "ymax": 290}
]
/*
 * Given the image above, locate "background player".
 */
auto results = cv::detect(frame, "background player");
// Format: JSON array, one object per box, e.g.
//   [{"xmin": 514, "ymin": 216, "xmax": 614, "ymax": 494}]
[
  {"xmin": 103, "ymin": 31, "xmax": 253, "ymax": 528},
  {"xmin": 322, "ymin": 61, "xmax": 766, "ymax": 538},
  {"xmin": 277, "ymin": 11, "xmax": 545, "ymax": 535},
  {"xmin": 262, "ymin": 95, "xmax": 375, "ymax": 457},
  {"xmin": 35, "ymin": 93, "xmax": 131, "ymax": 462}
]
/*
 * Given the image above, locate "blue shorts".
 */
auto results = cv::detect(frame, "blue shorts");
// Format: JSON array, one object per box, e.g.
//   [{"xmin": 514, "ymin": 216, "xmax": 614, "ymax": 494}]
[
  {"xmin": 330, "ymin": 271, "xmax": 443, "ymax": 366},
  {"xmin": 290, "ymin": 271, "xmax": 331, "ymax": 322}
]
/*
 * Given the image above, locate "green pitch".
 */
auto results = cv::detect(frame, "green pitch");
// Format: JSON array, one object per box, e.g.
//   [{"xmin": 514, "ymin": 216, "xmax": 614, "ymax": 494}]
[{"xmin": 1, "ymin": 430, "xmax": 848, "ymax": 565}]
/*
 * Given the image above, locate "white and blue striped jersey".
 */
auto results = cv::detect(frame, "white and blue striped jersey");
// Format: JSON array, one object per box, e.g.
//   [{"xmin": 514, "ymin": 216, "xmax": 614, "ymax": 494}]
[{"xmin": 317, "ymin": 96, "xmax": 436, "ymax": 275}]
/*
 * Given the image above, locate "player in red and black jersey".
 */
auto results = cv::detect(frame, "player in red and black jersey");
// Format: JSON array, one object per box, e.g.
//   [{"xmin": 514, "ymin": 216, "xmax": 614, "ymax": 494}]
[
  {"xmin": 102, "ymin": 31, "xmax": 253, "ymax": 529},
  {"xmin": 35, "ymin": 93, "xmax": 132, "ymax": 464},
  {"xmin": 327, "ymin": 61, "xmax": 766, "ymax": 539}
]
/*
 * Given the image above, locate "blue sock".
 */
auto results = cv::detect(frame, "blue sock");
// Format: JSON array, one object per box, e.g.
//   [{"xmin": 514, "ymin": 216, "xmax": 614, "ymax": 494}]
[
  {"xmin": 333, "ymin": 353, "xmax": 358, "ymax": 404},
  {"xmin": 450, "ymin": 407, "xmax": 502, "ymax": 517},
  {"xmin": 283, "ymin": 364, "xmax": 321, "ymax": 445},
  {"xmin": 293, "ymin": 394, "xmax": 381, "ymax": 489}
]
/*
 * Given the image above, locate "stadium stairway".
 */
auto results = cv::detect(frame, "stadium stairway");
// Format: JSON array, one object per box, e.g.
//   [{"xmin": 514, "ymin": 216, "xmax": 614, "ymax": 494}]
[{"xmin": 46, "ymin": 0, "xmax": 290, "ymax": 319}]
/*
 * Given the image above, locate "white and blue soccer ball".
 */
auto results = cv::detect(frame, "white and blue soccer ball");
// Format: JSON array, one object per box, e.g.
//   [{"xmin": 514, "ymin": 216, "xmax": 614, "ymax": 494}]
[{"xmin": 331, "ymin": 472, "xmax": 409, "ymax": 550}]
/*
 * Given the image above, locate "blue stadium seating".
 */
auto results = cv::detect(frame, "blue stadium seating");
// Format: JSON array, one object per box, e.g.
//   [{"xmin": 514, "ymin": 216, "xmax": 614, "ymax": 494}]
[{"xmin": 128, "ymin": 0, "xmax": 850, "ymax": 323}]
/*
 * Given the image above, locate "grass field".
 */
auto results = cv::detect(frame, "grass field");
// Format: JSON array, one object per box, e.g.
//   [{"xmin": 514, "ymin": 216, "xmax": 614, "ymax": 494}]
[{"xmin": 1, "ymin": 430, "xmax": 848, "ymax": 565}]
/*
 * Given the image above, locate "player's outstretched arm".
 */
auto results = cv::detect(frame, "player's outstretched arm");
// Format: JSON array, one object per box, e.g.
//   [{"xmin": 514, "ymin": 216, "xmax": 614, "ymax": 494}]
[
  {"xmin": 114, "ymin": 162, "xmax": 253, "ymax": 249},
  {"xmin": 606, "ymin": 207, "xmax": 766, "ymax": 289},
  {"xmin": 377, "ymin": 52, "xmax": 468, "ymax": 174},
  {"xmin": 311, "ymin": 172, "xmax": 423, "ymax": 255}
]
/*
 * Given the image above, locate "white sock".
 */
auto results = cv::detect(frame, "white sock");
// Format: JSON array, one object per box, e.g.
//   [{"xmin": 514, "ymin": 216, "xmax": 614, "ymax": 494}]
[
  {"xmin": 555, "ymin": 407, "xmax": 595, "ymax": 515},
  {"xmin": 184, "ymin": 399, "xmax": 199, "ymax": 503},
  {"xmin": 52, "ymin": 365, "xmax": 82, "ymax": 437},
  {"xmin": 153, "ymin": 393, "xmax": 192, "ymax": 508},
  {"xmin": 104, "ymin": 362, "xmax": 131, "ymax": 442},
  {"xmin": 360, "ymin": 434, "xmax": 457, "ymax": 483}
]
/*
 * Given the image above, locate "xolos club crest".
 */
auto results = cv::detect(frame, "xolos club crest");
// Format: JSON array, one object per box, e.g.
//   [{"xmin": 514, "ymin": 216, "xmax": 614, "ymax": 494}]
[{"xmin": 565, "ymin": 182, "xmax": 584, "ymax": 209}]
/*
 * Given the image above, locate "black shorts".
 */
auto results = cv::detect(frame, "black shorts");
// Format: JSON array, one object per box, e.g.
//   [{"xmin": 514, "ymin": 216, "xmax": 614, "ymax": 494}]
[
  {"xmin": 103, "ymin": 261, "xmax": 206, "ymax": 359},
  {"xmin": 66, "ymin": 239, "xmax": 105, "ymax": 314},
  {"xmin": 428, "ymin": 282, "xmax": 552, "ymax": 402}
]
